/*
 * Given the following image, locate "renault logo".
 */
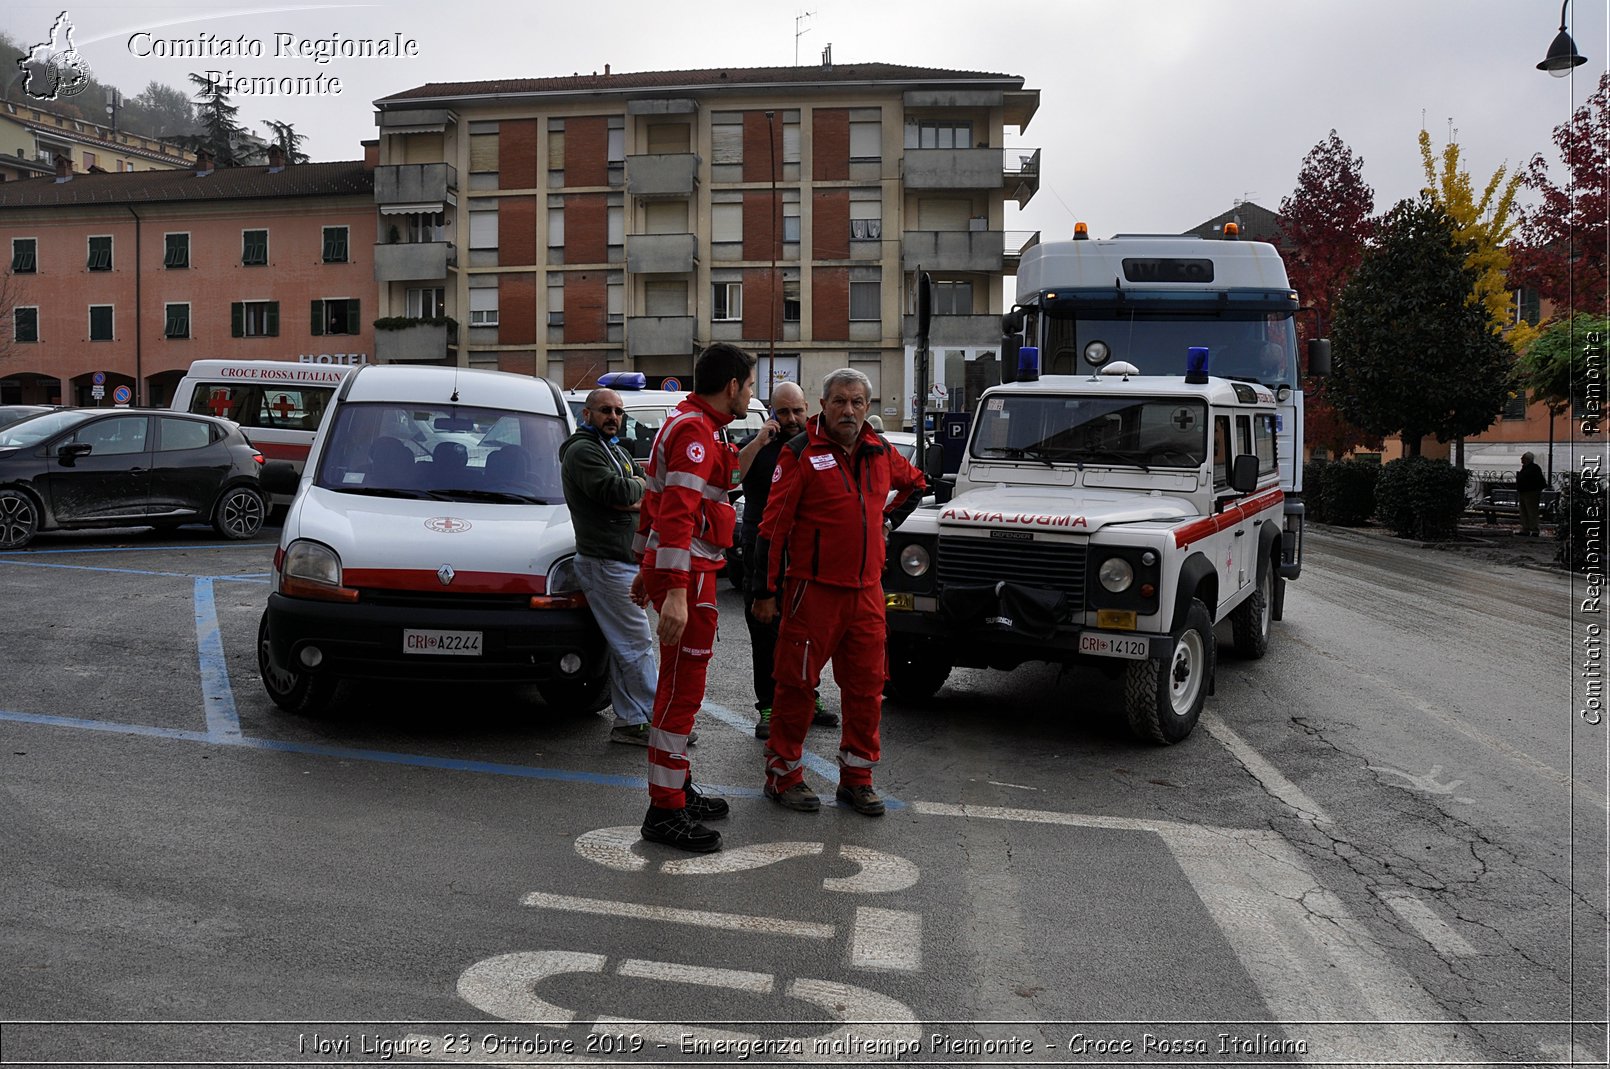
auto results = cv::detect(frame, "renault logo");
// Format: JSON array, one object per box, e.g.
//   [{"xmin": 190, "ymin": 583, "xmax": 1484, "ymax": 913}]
[{"xmin": 437, "ymin": 564, "xmax": 455, "ymax": 586}]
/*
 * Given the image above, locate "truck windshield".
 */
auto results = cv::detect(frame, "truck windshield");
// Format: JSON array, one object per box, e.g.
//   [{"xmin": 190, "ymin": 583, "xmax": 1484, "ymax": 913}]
[
  {"xmin": 313, "ymin": 401, "xmax": 568, "ymax": 504},
  {"xmin": 1041, "ymin": 306, "xmax": 1297, "ymax": 387},
  {"xmin": 971, "ymin": 395, "xmax": 1208, "ymax": 469}
]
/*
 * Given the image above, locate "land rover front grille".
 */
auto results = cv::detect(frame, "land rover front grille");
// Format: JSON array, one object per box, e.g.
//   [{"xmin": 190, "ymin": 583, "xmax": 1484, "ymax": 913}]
[{"xmin": 936, "ymin": 536, "xmax": 1087, "ymax": 612}]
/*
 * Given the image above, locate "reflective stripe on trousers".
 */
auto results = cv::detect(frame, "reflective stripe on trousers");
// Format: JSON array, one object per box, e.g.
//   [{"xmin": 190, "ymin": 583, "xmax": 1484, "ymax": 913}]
[{"xmin": 644, "ymin": 567, "xmax": 718, "ymax": 809}]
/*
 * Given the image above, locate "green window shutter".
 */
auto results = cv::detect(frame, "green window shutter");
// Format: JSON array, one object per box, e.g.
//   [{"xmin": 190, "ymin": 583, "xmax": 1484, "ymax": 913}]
[
  {"xmin": 266, "ymin": 302, "xmax": 280, "ymax": 337},
  {"xmin": 231, "ymin": 302, "xmax": 244, "ymax": 337},
  {"xmin": 346, "ymin": 299, "xmax": 360, "ymax": 332},
  {"xmin": 310, "ymin": 300, "xmax": 324, "ymax": 336}
]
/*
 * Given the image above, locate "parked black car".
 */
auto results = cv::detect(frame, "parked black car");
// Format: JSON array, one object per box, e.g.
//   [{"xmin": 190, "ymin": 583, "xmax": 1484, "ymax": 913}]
[
  {"xmin": 0, "ymin": 405, "xmax": 57, "ymax": 429},
  {"xmin": 0, "ymin": 409, "xmax": 266, "ymax": 549}
]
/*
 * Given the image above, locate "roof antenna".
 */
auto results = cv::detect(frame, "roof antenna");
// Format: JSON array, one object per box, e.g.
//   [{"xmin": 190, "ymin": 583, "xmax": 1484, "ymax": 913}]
[{"xmin": 450, "ymin": 366, "xmax": 460, "ymax": 403}]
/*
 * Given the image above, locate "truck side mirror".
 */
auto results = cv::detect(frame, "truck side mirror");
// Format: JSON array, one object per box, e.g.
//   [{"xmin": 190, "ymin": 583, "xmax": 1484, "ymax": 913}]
[
  {"xmin": 1306, "ymin": 338, "xmax": 1331, "ymax": 377},
  {"xmin": 931, "ymin": 474, "xmax": 954, "ymax": 505},
  {"xmin": 922, "ymin": 442, "xmax": 945, "ymax": 481},
  {"xmin": 1229, "ymin": 454, "xmax": 1259, "ymax": 494},
  {"xmin": 261, "ymin": 459, "xmax": 301, "ymax": 495},
  {"xmin": 1000, "ymin": 335, "xmax": 1020, "ymax": 384}
]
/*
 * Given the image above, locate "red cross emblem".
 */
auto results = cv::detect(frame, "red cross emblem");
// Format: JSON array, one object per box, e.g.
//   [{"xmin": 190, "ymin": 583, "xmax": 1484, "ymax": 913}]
[
  {"xmin": 205, "ymin": 390, "xmax": 234, "ymax": 417},
  {"xmin": 270, "ymin": 394, "xmax": 295, "ymax": 417},
  {"xmin": 425, "ymin": 516, "xmax": 472, "ymax": 534}
]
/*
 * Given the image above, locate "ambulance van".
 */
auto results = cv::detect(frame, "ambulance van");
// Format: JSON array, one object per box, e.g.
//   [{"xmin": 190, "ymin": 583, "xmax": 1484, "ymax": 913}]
[
  {"xmin": 171, "ymin": 360, "xmax": 354, "ymax": 471},
  {"xmin": 256, "ymin": 363, "xmax": 606, "ymax": 716}
]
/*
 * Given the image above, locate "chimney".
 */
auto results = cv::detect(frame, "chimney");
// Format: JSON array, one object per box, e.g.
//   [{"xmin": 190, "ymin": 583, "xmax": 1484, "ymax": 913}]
[
  {"xmin": 195, "ymin": 148, "xmax": 214, "ymax": 176},
  {"xmin": 821, "ymin": 43, "xmax": 832, "ymax": 67},
  {"xmin": 267, "ymin": 144, "xmax": 286, "ymax": 172},
  {"xmin": 53, "ymin": 154, "xmax": 73, "ymax": 182},
  {"xmin": 604, "ymin": 63, "xmax": 610, "ymax": 76}
]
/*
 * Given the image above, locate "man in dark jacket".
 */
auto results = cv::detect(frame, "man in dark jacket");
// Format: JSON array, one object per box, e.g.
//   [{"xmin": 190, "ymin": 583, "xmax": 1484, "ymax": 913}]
[
  {"xmin": 559, "ymin": 388, "xmax": 660, "ymax": 744},
  {"xmin": 1515, "ymin": 451, "xmax": 1548, "ymax": 537},
  {"xmin": 736, "ymin": 381, "xmax": 838, "ymax": 739},
  {"xmin": 752, "ymin": 368, "xmax": 925, "ymax": 817}
]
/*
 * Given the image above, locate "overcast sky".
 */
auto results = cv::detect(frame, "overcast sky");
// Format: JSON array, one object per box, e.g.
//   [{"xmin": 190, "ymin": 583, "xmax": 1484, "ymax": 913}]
[{"xmin": 7, "ymin": 0, "xmax": 1607, "ymax": 241}]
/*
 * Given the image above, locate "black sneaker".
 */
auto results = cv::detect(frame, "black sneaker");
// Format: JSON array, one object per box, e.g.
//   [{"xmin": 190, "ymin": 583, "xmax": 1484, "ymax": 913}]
[
  {"xmin": 641, "ymin": 806, "xmax": 722, "ymax": 852},
  {"xmin": 683, "ymin": 780, "xmax": 730, "ymax": 821}
]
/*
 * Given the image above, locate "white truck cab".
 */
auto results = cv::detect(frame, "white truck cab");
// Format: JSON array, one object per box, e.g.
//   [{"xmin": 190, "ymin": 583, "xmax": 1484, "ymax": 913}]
[
  {"xmin": 884, "ymin": 347, "xmax": 1283, "ymax": 744},
  {"xmin": 257, "ymin": 364, "xmax": 606, "ymax": 715}
]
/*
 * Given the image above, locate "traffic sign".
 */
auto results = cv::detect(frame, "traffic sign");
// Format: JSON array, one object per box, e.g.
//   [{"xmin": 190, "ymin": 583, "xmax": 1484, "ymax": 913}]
[
  {"xmin": 91, "ymin": 385, "xmax": 105, "ymax": 400},
  {"xmin": 661, "ymin": 376, "xmax": 682, "ymax": 391},
  {"xmin": 112, "ymin": 385, "xmax": 132, "ymax": 405},
  {"xmin": 92, "ymin": 371, "xmax": 106, "ymax": 386}
]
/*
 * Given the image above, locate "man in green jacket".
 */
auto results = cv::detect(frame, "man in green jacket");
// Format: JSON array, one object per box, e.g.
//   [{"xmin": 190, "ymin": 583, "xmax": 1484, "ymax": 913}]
[{"xmin": 560, "ymin": 388, "xmax": 663, "ymax": 744}]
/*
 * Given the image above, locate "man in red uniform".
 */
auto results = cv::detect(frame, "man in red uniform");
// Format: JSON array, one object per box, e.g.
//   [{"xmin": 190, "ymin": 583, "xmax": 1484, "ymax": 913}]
[
  {"xmin": 635, "ymin": 343, "xmax": 756, "ymax": 852},
  {"xmin": 751, "ymin": 368, "xmax": 925, "ymax": 816}
]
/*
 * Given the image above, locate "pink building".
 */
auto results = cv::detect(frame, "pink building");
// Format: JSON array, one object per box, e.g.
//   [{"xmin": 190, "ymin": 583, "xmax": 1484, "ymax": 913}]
[{"xmin": 0, "ymin": 150, "xmax": 375, "ymax": 406}]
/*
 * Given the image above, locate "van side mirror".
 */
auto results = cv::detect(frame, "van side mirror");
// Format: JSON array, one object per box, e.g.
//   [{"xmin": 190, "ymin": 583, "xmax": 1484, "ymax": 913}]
[
  {"xmin": 1229, "ymin": 454, "xmax": 1259, "ymax": 494},
  {"xmin": 261, "ymin": 459, "xmax": 301, "ymax": 495},
  {"xmin": 1306, "ymin": 338, "xmax": 1331, "ymax": 377}
]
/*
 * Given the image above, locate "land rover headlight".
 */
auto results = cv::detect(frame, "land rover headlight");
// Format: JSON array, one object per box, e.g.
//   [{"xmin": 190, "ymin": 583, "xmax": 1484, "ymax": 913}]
[
  {"xmin": 899, "ymin": 543, "xmax": 931, "ymax": 577},
  {"xmin": 1098, "ymin": 557, "xmax": 1134, "ymax": 593}
]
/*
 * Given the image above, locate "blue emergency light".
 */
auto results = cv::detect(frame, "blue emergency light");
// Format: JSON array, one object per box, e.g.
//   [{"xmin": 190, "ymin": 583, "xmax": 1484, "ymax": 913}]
[
  {"xmin": 1185, "ymin": 346, "xmax": 1210, "ymax": 385},
  {"xmin": 1017, "ymin": 345, "xmax": 1041, "ymax": 383},
  {"xmin": 598, "ymin": 371, "xmax": 647, "ymax": 391}
]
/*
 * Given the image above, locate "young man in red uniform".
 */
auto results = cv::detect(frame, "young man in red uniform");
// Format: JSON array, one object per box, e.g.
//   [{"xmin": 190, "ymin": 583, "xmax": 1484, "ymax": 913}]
[
  {"xmin": 751, "ymin": 368, "xmax": 925, "ymax": 816},
  {"xmin": 635, "ymin": 343, "xmax": 756, "ymax": 852}
]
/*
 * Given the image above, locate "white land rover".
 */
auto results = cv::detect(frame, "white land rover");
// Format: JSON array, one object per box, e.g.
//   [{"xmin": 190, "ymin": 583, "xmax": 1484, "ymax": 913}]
[{"xmin": 884, "ymin": 348, "xmax": 1283, "ymax": 744}]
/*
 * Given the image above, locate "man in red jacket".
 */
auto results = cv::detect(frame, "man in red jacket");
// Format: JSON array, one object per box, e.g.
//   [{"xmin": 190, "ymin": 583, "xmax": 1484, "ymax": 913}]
[
  {"xmin": 752, "ymin": 368, "xmax": 925, "ymax": 816},
  {"xmin": 635, "ymin": 343, "xmax": 755, "ymax": 852}
]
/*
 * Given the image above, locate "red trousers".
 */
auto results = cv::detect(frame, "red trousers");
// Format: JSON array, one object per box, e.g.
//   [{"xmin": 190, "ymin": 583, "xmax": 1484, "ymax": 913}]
[
  {"xmin": 765, "ymin": 580, "xmax": 885, "ymax": 791},
  {"xmin": 644, "ymin": 568, "xmax": 719, "ymax": 809}
]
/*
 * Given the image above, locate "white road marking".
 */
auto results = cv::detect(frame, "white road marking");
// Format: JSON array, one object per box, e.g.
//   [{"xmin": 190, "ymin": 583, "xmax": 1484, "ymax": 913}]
[
  {"xmin": 1201, "ymin": 711, "xmax": 1335, "ymax": 826},
  {"xmin": 662, "ymin": 841, "xmax": 823, "ymax": 875},
  {"xmin": 455, "ymin": 949, "xmax": 600, "ymax": 1026},
  {"xmin": 615, "ymin": 957, "xmax": 774, "ymax": 992},
  {"xmin": 1375, "ymin": 890, "xmax": 1478, "ymax": 957},
  {"xmin": 986, "ymin": 780, "xmax": 1039, "ymax": 790},
  {"xmin": 823, "ymin": 845, "xmax": 920, "ymax": 894},
  {"xmin": 573, "ymin": 826, "xmax": 648, "ymax": 872},
  {"xmin": 784, "ymin": 978, "xmax": 923, "ymax": 1061},
  {"xmin": 849, "ymin": 907, "xmax": 921, "ymax": 971},
  {"xmin": 522, "ymin": 891, "xmax": 835, "ymax": 940}
]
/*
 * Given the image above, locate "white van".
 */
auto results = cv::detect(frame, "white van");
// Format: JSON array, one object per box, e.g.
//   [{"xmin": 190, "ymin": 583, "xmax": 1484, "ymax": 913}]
[
  {"xmin": 171, "ymin": 360, "xmax": 354, "ymax": 471},
  {"xmin": 256, "ymin": 364, "xmax": 605, "ymax": 715}
]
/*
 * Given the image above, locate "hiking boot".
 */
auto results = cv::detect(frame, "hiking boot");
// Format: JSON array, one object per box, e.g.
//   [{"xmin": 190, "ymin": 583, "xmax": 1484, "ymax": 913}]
[
  {"xmin": 683, "ymin": 779, "xmax": 729, "ymax": 821},
  {"xmin": 811, "ymin": 696, "xmax": 840, "ymax": 728},
  {"xmin": 764, "ymin": 781, "xmax": 820, "ymax": 812},
  {"xmin": 754, "ymin": 707, "xmax": 772, "ymax": 740},
  {"xmin": 640, "ymin": 806, "xmax": 722, "ymax": 852},
  {"xmin": 835, "ymin": 784, "xmax": 886, "ymax": 817},
  {"xmin": 609, "ymin": 723, "xmax": 650, "ymax": 746}
]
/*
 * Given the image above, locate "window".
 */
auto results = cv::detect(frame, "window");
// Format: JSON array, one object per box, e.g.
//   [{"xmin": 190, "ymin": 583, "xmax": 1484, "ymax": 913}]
[
  {"xmin": 86, "ymin": 236, "xmax": 112, "ymax": 271},
  {"xmin": 713, "ymin": 282, "xmax": 742, "ymax": 321},
  {"xmin": 608, "ymin": 205, "xmax": 624, "ymax": 248},
  {"xmin": 547, "ymin": 205, "xmax": 565, "ymax": 249},
  {"xmin": 850, "ymin": 200, "xmax": 882, "ymax": 242},
  {"xmin": 849, "ymin": 281, "xmax": 879, "ymax": 321},
  {"xmin": 1212, "ymin": 415, "xmax": 1231, "ymax": 487},
  {"xmin": 783, "ymin": 280, "xmax": 801, "ymax": 323},
  {"xmin": 470, "ymin": 206, "xmax": 499, "ymax": 250},
  {"xmin": 711, "ymin": 115, "xmax": 743, "ymax": 165},
  {"xmin": 1517, "ymin": 287, "xmax": 1541, "ymax": 327},
  {"xmin": 164, "ymin": 303, "xmax": 190, "ymax": 339},
  {"xmin": 849, "ymin": 120, "xmax": 881, "ymax": 160},
  {"xmin": 232, "ymin": 300, "xmax": 280, "ymax": 337},
  {"xmin": 163, "ymin": 233, "xmax": 188, "ymax": 269},
  {"xmin": 403, "ymin": 212, "xmax": 444, "ymax": 243},
  {"xmin": 782, "ymin": 118, "xmax": 800, "ymax": 165},
  {"xmin": 14, "ymin": 306, "xmax": 38, "ymax": 342},
  {"xmin": 157, "ymin": 417, "xmax": 212, "ymax": 452},
  {"xmin": 711, "ymin": 203, "xmax": 742, "ymax": 244},
  {"xmin": 406, "ymin": 287, "xmax": 445, "ymax": 318},
  {"xmin": 1501, "ymin": 394, "xmax": 1528, "ymax": 420},
  {"xmin": 783, "ymin": 203, "xmax": 800, "ymax": 244},
  {"xmin": 1254, "ymin": 413, "xmax": 1278, "ymax": 475},
  {"xmin": 11, "ymin": 238, "xmax": 36, "ymax": 273},
  {"xmin": 933, "ymin": 281, "xmax": 972, "ymax": 315},
  {"xmin": 241, "ymin": 229, "xmax": 268, "ymax": 266},
  {"xmin": 546, "ymin": 278, "xmax": 563, "ymax": 326},
  {"xmin": 89, "ymin": 304, "xmax": 113, "ymax": 341},
  {"xmin": 321, "ymin": 226, "xmax": 349, "ymax": 263},
  {"xmin": 311, "ymin": 298, "xmax": 361, "ymax": 335},
  {"xmin": 906, "ymin": 120, "xmax": 973, "ymax": 149},
  {"xmin": 469, "ymin": 288, "xmax": 499, "ymax": 327},
  {"xmin": 69, "ymin": 416, "xmax": 147, "ymax": 457},
  {"xmin": 83, "ymin": 151, "xmax": 96, "ymax": 169}
]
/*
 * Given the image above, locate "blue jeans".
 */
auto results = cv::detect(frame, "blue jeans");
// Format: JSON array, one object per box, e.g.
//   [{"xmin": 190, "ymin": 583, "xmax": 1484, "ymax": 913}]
[{"xmin": 574, "ymin": 555, "xmax": 658, "ymax": 727}]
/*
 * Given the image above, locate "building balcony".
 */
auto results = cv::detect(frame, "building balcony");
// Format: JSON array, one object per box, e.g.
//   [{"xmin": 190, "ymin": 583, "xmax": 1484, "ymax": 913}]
[
  {"xmin": 900, "ymin": 147, "xmax": 1040, "ymax": 206},
  {"xmin": 1005, "ymin": 148, "xmax": 1040, "ymax": 207},
  {"xmin": 374, "ymin": 241, "xmax": 456, "ymax": 282},
  {"xmin": 626, "ymin": 233, "xmax": 697, "ymax": 274},
  {"xmin": 374, "ymin": 162, "xmax": 457, "ymax": 206},
  {"xmin": 902, "ymin": 229, "xmax": 1005, "ymax": 273},
  {"xmin": 374, "ymin": 319, "xmax": 458, "ymax": 363},
  {"xmin": 627, "ymin": 316, "xmax": 697, "ymax": 359},
  {"xmin": 901, "ymin": 313, "xmax": 1002, "ymax": 348},
  {"xmin": 625, "ymin": 153, "xmax": 700, "ymax": 199}
]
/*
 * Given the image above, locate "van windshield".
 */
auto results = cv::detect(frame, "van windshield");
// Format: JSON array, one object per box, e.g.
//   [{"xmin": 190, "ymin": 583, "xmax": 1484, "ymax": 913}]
[{"xmin": 314, "ymin": 401, "xmax": 568, "ymax": 504}]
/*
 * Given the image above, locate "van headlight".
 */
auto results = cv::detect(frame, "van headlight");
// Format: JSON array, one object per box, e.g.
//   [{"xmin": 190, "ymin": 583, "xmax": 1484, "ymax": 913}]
[
  {"xmin": 547, "ymin": 555, "xmax": 581, "ymax": 595},
  {"xmin": 1098, "ymin": 556, "xmax": 1134, "ymax": 593},
  {"xmin": 280, "ymin": 540, "xmax": 357, "ymax": 602},
  {"xmin": 899, "ymin": 543, "xmax": 931, "ymax": 577}
]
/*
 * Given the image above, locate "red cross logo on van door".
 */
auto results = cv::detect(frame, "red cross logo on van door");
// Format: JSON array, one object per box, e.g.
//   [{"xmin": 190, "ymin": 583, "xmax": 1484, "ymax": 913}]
[
  {"xmin": 206, "ymin": 389, "xmax": 233, "ymax": 417},
  {"xmin": 271, "ymin": 394, "xmax": 295, "ymax": 418}
]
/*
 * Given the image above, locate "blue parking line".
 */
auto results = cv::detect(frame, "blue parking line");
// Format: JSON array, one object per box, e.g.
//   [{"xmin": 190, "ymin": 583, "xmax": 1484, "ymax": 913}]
[
  {"xmin": 0, "ymin": 559, "xmax": 215, "ymax": 579},
  {"xmin": 194, "ymin": 578, "xmax": 242, "ymax": 741},
  {"xmin": 0, "ymin": 542, "xmax": 271, "ymax": 556}
]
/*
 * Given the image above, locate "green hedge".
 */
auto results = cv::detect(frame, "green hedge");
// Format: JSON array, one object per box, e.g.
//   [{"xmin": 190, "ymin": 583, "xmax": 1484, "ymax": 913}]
[
  {"xmin": 1321, "ymin": 459, "xmax": 1381, "ymax": 527},
  {"xmin": 1374, "ymin": 456, "xmax": 1469, "ymax": 541},
  {"xmin": 1303, "ymin": 460, "xmax": 1332, "ymax": 523}
]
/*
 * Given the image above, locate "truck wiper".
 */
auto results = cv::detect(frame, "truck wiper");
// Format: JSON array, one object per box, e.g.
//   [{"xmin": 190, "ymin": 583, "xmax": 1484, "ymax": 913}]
[
  {"xmin": 993, "ymin": 446, "xmax": 1057, "ymax": 466},
  {"xmin": 424, "ymin": 488, "xmax": 552, "ymax": 505},
  {"xmin": 335, "ymin": 485, "xmax": 429, "ymax": 499}
]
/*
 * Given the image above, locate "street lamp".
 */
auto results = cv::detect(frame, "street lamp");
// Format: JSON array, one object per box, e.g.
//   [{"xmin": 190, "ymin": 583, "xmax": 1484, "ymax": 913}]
[{"xmin": 1538, "ymin": 0, "xmax": 1587, "ymax": 75}]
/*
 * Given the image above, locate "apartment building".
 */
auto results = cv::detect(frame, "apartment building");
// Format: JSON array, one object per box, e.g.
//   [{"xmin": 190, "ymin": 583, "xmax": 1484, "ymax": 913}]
[
  {"xmin": 0, "ymin": 99, "xmax": 193, "ymax": 182},
  {"xmin": 0, "ymin": 150, "xmax": 374, "ymax": 406},
  {"xmin": 371, "ymin": 61, "xmax": 1039, "ymax": 425}
]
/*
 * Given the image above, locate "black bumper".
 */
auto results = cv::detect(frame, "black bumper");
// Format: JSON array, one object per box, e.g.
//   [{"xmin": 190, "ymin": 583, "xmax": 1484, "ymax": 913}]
[
  {"xmin": 886, "ymin": 605, "xmax": 1167, "ymax": 665},
  {"xmin": 265, "ymin": 592, "xmax": 606, "ymax": 683}
]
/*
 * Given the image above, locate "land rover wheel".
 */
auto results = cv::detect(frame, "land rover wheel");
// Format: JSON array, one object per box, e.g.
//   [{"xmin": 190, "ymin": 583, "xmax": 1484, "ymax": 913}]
[
  {"xmin": 213, "ymin": 485, "xmax": 266, "ymax": 540},
  {"xmin": 1230, "ymin": 558, "xmax": 1272, "ymax": 659},
  {"xmin": 0, "ymin": 488, "xmax": 40, "ymax": 549},
  {"xmin": 257, "ymin": 612, "xmax": 336, "ymax": 715},
  {"xmin": 1123, "ymin": 598, "xmax": 1212, "ymax": 744},
  {"xmin": 884, "ymin": 634, "xmax": 951, "ymax": 702},
  {"xmin": 537, "ymin": 675, "xmax": 610, "ymax": 714}
]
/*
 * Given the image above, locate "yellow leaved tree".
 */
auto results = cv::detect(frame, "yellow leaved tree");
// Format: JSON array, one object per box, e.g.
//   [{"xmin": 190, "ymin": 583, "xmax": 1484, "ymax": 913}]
[{"xmin": 1417, "ymin": 129, "xmax": 1539, "ymax": 355}]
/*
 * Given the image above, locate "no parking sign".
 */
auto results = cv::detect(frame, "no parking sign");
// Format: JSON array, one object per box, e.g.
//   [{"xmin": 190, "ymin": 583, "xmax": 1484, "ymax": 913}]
[{"xmin": 112, "ymin": 385, "xmax": 132, "ymax": 406}]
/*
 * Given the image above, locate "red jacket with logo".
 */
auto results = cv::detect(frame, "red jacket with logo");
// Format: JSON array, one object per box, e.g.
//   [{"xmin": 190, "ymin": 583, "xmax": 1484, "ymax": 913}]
[
  {"xmin": 757, "ymin": 416, "xmax": 925, "ymax": 593},
  {"xmin": 634, "ymin": 394, "xmax": 738, "ymax": 590}
]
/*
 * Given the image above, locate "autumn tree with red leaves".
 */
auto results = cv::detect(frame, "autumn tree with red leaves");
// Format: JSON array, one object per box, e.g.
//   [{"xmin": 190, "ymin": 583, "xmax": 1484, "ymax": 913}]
[
  {"xmin": 1514, "ymin": 70, "xmax": 1609, "ymax": 316},
  {"xmin": 1278, "ymin": 130, "xmax": 1379, "ymax": 456}
]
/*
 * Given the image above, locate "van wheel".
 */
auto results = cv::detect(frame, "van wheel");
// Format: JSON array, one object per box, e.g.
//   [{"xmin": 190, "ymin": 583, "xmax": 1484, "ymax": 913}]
[
  {"xmin": 1230, "ymin": 558, "xmax": 1273, "ymax": 659},
  {"xmin": 214, "ymin": 486, "xmax": 266, "ymax": 540},
  {"xmin": 0, "ymin": 488, "xmax": 41, "ymax": 549},
  {"xmin": 884, "ymin": 634, "xmax": 951, "ymax": 702},
  {"xmin": 257, "ymin": 613, "xmax": 336, "ymax": 715},
  {"xmin": 537, "ymin": 675, "xmax": 610, "ymax": 713},
  {"xmin": 1123, "ymin": 598, "xmax": 1212, "ymax": 744}
]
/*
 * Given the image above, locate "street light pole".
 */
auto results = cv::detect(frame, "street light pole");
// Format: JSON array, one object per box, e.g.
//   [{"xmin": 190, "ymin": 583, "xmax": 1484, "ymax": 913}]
[
  {"xmin": 1537, "ymin": 0, "xmax": 1588, "ymax": 75},
  {"xmin": 765, "ymin": 110, "xmax": 778, "ymax": 398}
]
